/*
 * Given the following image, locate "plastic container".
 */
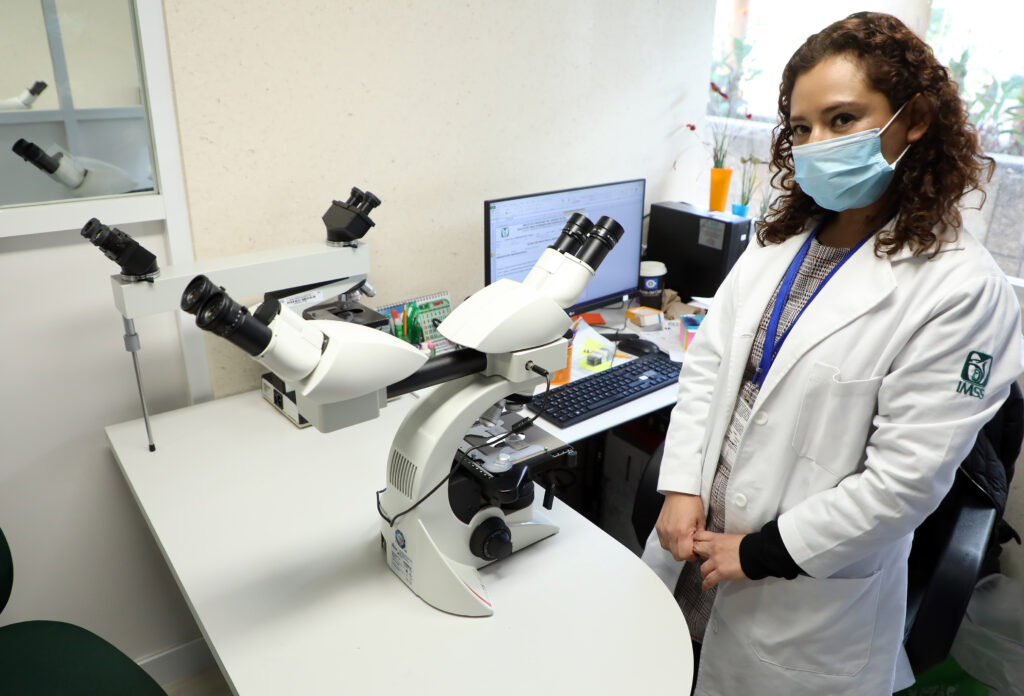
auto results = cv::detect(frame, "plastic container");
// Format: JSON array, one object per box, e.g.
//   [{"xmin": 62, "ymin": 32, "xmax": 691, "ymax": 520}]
[
  {"xmin": 950, "ymin": 573, "xmax": 1024, "ymax": 695},
  {"xmin": 551, "ymin": 341, "xmax": 572, "ymax": 386}
]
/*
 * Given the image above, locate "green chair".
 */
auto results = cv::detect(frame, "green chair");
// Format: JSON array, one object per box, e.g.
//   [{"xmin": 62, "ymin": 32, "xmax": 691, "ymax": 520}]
[{"xmin": 0, "ymin": 526, "xmax": 167, "ymax": 695}]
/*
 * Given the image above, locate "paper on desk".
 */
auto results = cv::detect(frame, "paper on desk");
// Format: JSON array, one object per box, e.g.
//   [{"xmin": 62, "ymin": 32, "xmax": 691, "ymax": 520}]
[
  {"xmin": 639, "ymin": 319, "xmax": 686, "ymax": 363},
  {"xmin": 689, "ymin": 296, "xmax": 713, "ymax": 311},
  {"xmin": 571, "ymin": 320, "xmax": 620, "ymax": 379}
]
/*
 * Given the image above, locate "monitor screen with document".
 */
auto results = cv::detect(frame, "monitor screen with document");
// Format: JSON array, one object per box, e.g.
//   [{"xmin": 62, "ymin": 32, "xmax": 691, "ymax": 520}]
[{"xmin": 484, "ymin": 178, "xmax": 645, "ymax": 315}]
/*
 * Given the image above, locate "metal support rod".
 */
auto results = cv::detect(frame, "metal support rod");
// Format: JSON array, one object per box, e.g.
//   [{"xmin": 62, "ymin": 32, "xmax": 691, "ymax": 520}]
[{"xmin": 122, "ymin": 317, "xmax": 156, "ymax": 452}]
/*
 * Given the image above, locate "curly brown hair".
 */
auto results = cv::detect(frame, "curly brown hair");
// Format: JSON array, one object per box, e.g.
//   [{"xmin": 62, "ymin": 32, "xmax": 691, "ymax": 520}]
[{"xmin": 757, "ymin": 12, "xmax": 993, "ymax": 255}]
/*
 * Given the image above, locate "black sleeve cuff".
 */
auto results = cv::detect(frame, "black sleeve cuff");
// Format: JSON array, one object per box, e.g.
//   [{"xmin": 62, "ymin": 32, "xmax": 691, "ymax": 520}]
[{"xmin": 739, "ymin": 520, "xmax": 803, "ymax": 580}]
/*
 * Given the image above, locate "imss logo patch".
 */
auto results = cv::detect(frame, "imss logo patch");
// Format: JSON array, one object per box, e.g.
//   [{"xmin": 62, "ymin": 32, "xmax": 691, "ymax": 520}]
[{"xmin": 956, "ymin": 351, "xmax": 992, "ymax": 399}]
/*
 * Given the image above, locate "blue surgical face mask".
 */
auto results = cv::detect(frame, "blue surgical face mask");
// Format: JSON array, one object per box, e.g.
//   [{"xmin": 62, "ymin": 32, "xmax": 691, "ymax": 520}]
[{"xmin": 792, "ymin": 102, "xmax": 910, "ymax": 212}]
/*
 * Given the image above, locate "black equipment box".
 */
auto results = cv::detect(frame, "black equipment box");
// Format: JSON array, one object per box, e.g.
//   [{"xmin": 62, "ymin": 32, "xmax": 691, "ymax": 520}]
[{"xmin": 644, "ymin": 201, "xmax": 751, "ymax": 301}]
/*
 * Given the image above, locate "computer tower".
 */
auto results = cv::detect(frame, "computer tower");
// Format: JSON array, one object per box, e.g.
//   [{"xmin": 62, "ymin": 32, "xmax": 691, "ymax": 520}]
[{"xmin": 644, "ymin": 201, "xmax": 751, "ymax": 301}]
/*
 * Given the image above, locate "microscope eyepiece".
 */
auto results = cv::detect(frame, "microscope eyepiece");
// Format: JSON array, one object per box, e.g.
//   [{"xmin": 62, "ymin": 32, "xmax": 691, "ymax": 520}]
[
  {"xmin": 574, "ymin": 216, "xmax": 625, "ymax": 272},
  {"xmin": 181, "ymin": 275, "xmax": 222, "ymax": 315},
  {"xmin": 12, "ymin": 138, "xmax": 59, "ymax": 174},
  {"xmin": 550, "ymin": 212, "xmax": 593, "ymax": 255},
  {"xmin": 80, "ymin": 217, "xmax": 160, "ymax": 279},
  {"xmin": 353, "ymin": 190, "xmax": 381, "ymax": 216},
  {"xmin": 29, "ymin": 81, "xmax": 47, "ymax": 96},
  {"xmin": 195, "ymin": 290, "xmax": 273, "ymax": 357},
  {"xmin": 344, "ymin": 187, "xmax": 366, "ymax": 207}
]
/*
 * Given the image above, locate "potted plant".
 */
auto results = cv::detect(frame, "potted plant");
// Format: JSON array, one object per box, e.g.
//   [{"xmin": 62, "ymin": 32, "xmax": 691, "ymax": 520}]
[{"xmin": 732, "ymin": 154, "xmax": 761, "ymax": 217}]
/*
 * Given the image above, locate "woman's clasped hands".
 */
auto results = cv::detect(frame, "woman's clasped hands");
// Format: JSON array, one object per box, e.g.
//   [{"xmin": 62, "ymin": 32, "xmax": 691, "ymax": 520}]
[{"xmin": 655, "ymin": 492, "xmax": 749, "ymax": 590}]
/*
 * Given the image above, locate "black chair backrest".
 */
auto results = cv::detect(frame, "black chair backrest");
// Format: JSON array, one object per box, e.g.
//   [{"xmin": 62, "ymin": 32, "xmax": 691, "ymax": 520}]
[
  {"xmin": 1, "ymin": 526, "xmax": 13, "ymax": 615},
  {"xmin": 904, "ymin": 381, "xmax": 1023, "ymax": 674},
  {"xmin": 904, "ymin": 469, "xmax": 997, "ymax": 674},
  {"xmin": 631, "ymin": 441, "xmax": 666, "ymax": 548}
]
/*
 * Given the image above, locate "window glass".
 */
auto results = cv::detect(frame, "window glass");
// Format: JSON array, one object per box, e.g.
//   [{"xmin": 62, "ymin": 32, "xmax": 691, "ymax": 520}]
[{"xmin": 57, "ymin": 0, "xmax": 143, "ymax": 109}]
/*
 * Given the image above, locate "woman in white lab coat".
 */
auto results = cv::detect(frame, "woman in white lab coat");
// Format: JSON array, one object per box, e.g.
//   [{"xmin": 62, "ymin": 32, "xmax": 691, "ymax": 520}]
[{"xmin": 651, "ymin": 12, "xmax": 1024, "ymax": 696}]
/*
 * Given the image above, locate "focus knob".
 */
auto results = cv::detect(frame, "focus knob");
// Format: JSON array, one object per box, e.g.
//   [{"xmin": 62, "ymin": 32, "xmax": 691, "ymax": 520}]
[{"xmin": 470, "ymin": 517, "xmax": 513, "ymax": 562}]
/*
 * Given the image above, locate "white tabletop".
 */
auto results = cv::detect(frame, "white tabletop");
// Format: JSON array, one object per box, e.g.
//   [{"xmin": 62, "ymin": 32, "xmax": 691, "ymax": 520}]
[
  {"xmin": 107, "ymin": 390, "xmax": 691, "ymax": 695},
  {"xmin": 535, "ymin": 382, "xmax": 678, "ymax": 444}
]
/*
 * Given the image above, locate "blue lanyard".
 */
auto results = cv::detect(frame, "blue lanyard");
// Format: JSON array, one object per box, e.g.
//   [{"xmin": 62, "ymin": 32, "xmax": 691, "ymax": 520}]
[{"xmin": 753, "ymin": 224, "xmax": 873, "ymax": 389}]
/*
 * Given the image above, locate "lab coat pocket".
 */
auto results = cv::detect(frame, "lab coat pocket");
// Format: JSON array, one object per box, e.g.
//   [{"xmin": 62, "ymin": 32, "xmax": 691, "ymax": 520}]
[
  {"xmin": 749, "ymin": 572, "xmax": 882, "ymax": 676},
  {"xmin": 791, "ymin": 363, "xmax": 882, "ymax": 479}
]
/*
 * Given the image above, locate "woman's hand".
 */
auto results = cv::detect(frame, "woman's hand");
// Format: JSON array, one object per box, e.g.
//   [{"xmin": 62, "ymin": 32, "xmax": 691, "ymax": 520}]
[
  {"xmin": 692, "ymin": 531, "xmax": 749, "ymax": 590},
  {"xmin": 655, "ymin": 492, "xmax": 706, "ymax": 561}
]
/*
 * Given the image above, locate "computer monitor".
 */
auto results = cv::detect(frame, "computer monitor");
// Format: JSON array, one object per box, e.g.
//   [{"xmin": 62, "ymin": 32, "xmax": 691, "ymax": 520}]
[{"xmin": 485, "ymin": 179, "xmax": 645, "ymax": 315}]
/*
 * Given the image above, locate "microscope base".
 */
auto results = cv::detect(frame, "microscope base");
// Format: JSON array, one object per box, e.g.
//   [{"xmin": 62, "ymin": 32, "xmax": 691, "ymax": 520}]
[{"xmin": 382, "ymin": 502, "xmax": 558, "ymax": 617}]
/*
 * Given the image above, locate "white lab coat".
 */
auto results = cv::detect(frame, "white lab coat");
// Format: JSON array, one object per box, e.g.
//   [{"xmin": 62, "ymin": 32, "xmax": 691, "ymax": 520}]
[{"xmin": 651, "ymin": 220, "xmax": 1024, "ymax": 695}]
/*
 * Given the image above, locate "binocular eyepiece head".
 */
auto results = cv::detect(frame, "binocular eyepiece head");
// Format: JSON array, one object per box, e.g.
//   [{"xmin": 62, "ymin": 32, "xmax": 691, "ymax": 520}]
[
  {"xmin": 324, "ymin": 186, "xmax": 383, "ymax": 245},
  {"xmin": 343, "ymin": 187, "xmax": 382, "ymax": 216},
  {"xmin": 80, "ymin": 217, "xmax": 160, "ymax": 280},
  {"xmin": 549, "ymin": 213, "xmax": 624, "ymax": 273},
  {"xmin": 180, "ymin": 274, "xmax": 222, "ymax": 315},
  {"xmin": 550, "ymin": 212, "xmax": 593, "ymax": 256},
  {"xmin": 181, "ymin": 277, "xmax": 273, "ymax": 357}
]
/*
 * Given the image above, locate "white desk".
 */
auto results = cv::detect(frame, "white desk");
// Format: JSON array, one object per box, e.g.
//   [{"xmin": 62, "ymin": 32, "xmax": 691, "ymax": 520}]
[
  {"xmin": 536, "ymin": 382, "xmax": 678, "ymax": 444},
  {"xmin": 107, "ymin": 389, "xmax": 690, "ymax": 695}
]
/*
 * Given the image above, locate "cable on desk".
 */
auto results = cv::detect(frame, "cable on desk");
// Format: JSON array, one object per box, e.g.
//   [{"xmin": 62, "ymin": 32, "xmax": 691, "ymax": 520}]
[
  {"xmin": 376, "ymin": 365, "xmax": 553, "ymax": 528},
  {"xmin": 592, "ymin": 296, "xmax": 638, "ymax": 370}
]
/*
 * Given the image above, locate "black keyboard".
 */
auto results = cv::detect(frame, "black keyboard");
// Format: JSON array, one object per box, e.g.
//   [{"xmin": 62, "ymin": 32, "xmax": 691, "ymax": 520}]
[{"xmin": 529, "ymin": 351, "xmax": 681, "ymax": 428}]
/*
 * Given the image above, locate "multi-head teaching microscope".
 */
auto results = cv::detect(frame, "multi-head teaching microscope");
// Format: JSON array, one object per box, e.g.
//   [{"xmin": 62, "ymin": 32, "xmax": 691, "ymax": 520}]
[{"xmin": 178, "ymin": 207, "xmax": 624, "ymax": 616}]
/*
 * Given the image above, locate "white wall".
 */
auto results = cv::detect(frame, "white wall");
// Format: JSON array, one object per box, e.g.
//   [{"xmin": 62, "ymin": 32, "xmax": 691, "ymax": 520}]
[
  {"xmin": 1, "ymin": 0, "xmax": 716, "ymax": 669},
  {"xmin": 162, "ymin": 0, "xmax": 717, "ymax": 398},
  {"xmin": 0, "ymin": 222, "xmax": 198, "ymax": 657}
]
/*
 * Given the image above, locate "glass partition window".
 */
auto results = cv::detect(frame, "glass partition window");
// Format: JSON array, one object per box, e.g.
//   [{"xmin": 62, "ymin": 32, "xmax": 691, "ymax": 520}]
[{"xmin": 0, "ymin": 0, "xmax": 156, "ymax": 208}]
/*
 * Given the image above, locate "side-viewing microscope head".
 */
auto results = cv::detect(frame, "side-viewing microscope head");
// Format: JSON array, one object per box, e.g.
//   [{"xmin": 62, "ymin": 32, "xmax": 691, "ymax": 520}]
[
  {"xmin": 14, "ymin": 138, "xmax": 145, "ymax": 196},
  {"xmin": 0, "ymin": 81, "xmax": 46, "ymax": 110},
  {"xmin": 81, "ymin": 218, "xmax": 160, "ymax": 281},
  {"xmin": 180, "ymin": 275, "xmax": 427, "ymax": 430},
  {"xmin": 323, "ymin": 187, "xmax": 382, "ymax": 246}
]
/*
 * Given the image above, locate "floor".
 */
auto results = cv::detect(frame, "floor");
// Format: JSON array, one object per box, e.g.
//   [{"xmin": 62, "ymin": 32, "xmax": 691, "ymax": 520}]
[{"xmin": 163, "ymin": 667, "xmax": 233, "ymax": 696}]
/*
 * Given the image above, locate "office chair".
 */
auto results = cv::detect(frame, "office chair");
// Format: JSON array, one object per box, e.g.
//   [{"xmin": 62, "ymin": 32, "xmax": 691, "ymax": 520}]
[
  {"xmin": 0, "ymin": 525, "xmax": 167, "ymax": 695},
  {"xmin": 631, "ymin": 439, "xmax": 666, "ymax": 552},
  {"xmin": 902, "ymin": 468, "xmax": 997, "ymax": 674},
  {"xmin": 630, "ymin": 383, "xmax": 1022, "ymax": 677}
]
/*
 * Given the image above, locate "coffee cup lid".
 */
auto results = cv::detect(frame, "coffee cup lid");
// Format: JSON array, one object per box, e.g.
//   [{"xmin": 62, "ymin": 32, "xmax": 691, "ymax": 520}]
[{"xmin": 640, "ymin": 260, "xmax": 667, "ymax": 276}]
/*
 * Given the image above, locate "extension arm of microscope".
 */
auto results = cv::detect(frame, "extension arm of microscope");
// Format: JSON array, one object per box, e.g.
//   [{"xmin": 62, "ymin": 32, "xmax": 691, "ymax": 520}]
[
  {"xmin": 386, "ymin": 348, "xmax": 487, "ymax": 398},
  {"xmin": 386, "ymin": 330, "xmax": 572, "ymax": 399}
]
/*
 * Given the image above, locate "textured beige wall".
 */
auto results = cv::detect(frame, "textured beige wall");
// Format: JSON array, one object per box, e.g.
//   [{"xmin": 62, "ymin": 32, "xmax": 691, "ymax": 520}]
[{"xmin": 162, "ymin": 0, "xmax": 717, "ymax": 397}]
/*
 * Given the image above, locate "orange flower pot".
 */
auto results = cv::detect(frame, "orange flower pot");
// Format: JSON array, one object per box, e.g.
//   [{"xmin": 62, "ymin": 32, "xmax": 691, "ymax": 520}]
[{"xmin": 709, "ymin": 167, "xmax": 733, "ymax": 212}]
